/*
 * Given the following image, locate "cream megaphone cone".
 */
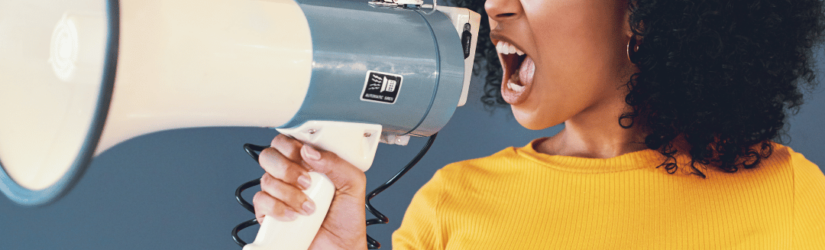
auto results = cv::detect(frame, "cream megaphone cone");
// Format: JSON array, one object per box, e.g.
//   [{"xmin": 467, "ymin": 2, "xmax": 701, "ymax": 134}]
[
  {"xmin": 0, "ymin": 0, "xmax": 480, "ymax": 248},
  {"xmin": 0, "ymin": 0, "xmax": 314, "ymax": 205}
]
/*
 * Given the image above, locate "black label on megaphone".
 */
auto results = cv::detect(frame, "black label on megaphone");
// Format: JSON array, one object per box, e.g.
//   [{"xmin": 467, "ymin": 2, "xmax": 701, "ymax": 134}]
[{"xmin": 361, "ymin": 71, "xmax": 403, "ymax": 104}]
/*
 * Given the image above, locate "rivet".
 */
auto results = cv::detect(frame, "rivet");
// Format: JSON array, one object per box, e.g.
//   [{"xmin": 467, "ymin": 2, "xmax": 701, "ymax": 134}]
[
  {"xmin": 308, "ymin": 129, "xmax": 316, "ymax": 135},
  {"xmin": 364, "ymin": 133, "xmax": 372, "ymax": 137}
]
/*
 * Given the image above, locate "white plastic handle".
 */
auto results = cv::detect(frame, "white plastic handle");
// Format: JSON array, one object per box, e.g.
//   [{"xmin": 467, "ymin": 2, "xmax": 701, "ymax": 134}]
[
  {"xmin": 242, "ymin": 172, "xmax": 334, "ymax": 250},
  {"xmin": 242, "ymin": 121, "xmax": 382, "ymax": 250}
]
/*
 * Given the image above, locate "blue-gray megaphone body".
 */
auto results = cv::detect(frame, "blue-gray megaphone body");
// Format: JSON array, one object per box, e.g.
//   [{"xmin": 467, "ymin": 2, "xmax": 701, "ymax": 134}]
[{"xmin": 0, "ymin": 0, "xmax": 479, "ymax": 249}]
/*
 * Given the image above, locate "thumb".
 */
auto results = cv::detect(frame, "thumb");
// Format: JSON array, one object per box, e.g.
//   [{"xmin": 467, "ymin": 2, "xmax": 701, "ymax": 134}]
[{"xmin": 300, "ymin": 144, "xmax": 366, "ymax": 194}]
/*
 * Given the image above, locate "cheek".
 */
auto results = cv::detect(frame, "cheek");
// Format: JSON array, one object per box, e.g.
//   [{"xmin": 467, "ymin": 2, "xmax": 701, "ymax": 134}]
[
  {"xmin": 524, "ymin": 0, "xmax": 627, "ymax": 77},
  {"xmin": 511, "ymin": 0, "xmax": 630, "ymax": 129}
]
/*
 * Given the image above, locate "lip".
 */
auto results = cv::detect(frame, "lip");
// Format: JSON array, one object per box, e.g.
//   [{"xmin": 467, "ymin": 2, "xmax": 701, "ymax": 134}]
[{"xmin": 490, "ymin": 31, "xmax": 533, "ymax": 105}]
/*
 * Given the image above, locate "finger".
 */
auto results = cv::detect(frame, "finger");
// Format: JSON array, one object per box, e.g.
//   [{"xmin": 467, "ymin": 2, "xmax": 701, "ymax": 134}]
[
  {"xmin": 270, "ymin": 134, "xmax": 305, "ymax": 162},
  {"xmin": 260, "ymin": 174, "xmax": 317, "ymax": 216},
  {"xmin": 259, "ymin": 147, "xmax": 312, "ymax": 190},
  {"xmin": 300, "ymin": 145, "xmax": 366, "ymax": 194},
  {"xmin": 253, "ymin": 191, "xmax": 298, "ymax": 222}
]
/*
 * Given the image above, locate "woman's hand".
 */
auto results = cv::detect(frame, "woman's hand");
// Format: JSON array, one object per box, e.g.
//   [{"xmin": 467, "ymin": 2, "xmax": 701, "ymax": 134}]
[{"xmin": 254, "ymin": 134, "xmax": 368, "ymax": 250}]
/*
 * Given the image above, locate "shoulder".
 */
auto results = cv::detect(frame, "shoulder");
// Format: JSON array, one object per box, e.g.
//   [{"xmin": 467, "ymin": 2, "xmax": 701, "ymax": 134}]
[
  {"xmin": 776, "ymin": 145, "xmax": 825, "ymax": 248},
  {"xmin": 701, "ymin": 142, "xmax": 812, "ymax": 178},
  {"xmin": 439, "ymin": 146, "xmax": 521, "ymax": 176},
  {"xmin": 740, "ymin": 142, "xmax": 825, "ymax": 209},
  {"xmin": 747, "ymin": 142, "xmax": 822, "ymax": 178},
  {"xmin": 781, "ymin": 143, "xmax": 825, "ymax": 198},
  {"xmin": 433, "ymin": 146, "xmax": 532, "ymax": 187}
]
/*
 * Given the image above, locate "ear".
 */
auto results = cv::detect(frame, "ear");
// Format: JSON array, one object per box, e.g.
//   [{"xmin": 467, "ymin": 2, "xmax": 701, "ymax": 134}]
[{"xmin": 624, "ymin": 0, "xmax": 643, "ymax": 44}]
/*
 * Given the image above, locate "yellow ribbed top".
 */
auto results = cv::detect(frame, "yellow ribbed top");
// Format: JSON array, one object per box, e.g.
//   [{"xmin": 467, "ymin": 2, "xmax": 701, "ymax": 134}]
[{"xmin": 392, "ymin": 139, "xmax": 825, "ymax": 249}]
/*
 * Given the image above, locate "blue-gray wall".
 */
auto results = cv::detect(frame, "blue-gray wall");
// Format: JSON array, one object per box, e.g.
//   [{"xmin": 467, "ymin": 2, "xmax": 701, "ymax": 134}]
[{"xmin": 1, "ymin": 29, "xmax": 823, "ymax": 250}]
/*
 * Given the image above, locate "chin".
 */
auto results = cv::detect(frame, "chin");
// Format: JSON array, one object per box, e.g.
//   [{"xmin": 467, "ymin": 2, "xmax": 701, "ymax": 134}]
[{"xmin": 511, "ymin": 104, "xmax": 555, "ymax": 131}]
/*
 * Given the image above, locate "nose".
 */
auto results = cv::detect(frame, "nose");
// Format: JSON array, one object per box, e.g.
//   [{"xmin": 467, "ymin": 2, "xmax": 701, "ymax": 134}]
[{"xmin": 485, "ymin": 0, "xmax": 522, "ymax": 21}]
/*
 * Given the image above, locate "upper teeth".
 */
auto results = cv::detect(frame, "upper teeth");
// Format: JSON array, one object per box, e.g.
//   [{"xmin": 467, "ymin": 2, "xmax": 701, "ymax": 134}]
[{"xmin": 497, "ymin": 41, "xmax": 525, "ymax": 56}]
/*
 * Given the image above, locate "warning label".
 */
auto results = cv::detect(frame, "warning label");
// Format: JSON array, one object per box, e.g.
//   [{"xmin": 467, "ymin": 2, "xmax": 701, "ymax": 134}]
[{"xmin": 361, "ymin": 71, "xmax": 403, "ymax": 104}]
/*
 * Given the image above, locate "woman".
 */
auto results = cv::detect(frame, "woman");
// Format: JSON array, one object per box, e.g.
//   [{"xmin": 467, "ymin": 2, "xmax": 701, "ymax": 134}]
[{"xmin": 252, "ymin": 0, "xmax": 825, "ymax": 249}]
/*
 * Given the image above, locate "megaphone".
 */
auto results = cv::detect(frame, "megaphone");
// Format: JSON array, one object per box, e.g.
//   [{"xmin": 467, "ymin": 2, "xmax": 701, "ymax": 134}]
[{"xmin": 0, "ymin": 0, "xmax": 479, "ymax": 249}]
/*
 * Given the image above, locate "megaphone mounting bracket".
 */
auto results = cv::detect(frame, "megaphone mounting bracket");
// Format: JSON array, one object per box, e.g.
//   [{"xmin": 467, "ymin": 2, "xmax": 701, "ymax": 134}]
[{"xmin": 368, "ymin": 0, "xmax": 438, "ymax": 14}]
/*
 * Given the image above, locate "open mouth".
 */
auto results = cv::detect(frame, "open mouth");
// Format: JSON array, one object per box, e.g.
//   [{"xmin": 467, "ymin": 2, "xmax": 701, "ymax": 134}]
[
  {"xmin": 495, "ymin": 39, "xmax": 535, "ymax": 104},
  {"xmin": 498, "ymin": 41, "xmax": 527, "ymax": 90}
]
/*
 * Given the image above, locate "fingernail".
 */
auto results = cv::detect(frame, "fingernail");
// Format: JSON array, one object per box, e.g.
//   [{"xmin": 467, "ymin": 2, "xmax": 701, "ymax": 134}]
[
  {"xmin": 302, "ymin": 145, "xmax": 321, "ymax": 161},
  {"xmin": 302, "ymin": 200, "xmax": 316, "ymax": 215},
  {"xmin": 298, "ymin": 174, "xmax": 312, "ymax": 190},
  {"xmin": 283, "ymin": 209, "xmax": 297, "ymax": 220}
]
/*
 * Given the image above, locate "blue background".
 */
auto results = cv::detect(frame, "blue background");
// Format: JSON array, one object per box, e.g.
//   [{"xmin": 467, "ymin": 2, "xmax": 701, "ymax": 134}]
[{"xmin": 1, "ymin": 16, "xmax": 824, "ymax": 250}]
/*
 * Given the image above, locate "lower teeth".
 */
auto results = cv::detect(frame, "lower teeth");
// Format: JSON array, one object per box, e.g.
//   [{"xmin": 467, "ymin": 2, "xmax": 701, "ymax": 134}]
[
  {"xmin": 508, "ymin": 67, "xmax": 525, "ymax": 92},
  {"xmin": 508, "ymin": 80, "xmax": 524, "ymax": 92}
]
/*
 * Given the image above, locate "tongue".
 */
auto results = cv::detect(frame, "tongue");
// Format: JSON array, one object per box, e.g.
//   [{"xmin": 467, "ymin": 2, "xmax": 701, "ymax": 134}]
[{"xmin": 518, "ymin": 56, "xmax": 535, "ymax": 86}]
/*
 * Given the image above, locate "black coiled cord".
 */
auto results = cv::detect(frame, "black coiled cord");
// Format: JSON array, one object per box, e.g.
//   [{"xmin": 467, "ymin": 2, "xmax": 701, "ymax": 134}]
[
  {"xmin": 231, "ymin": 133, "xmax": 438, "ymax": 249},
  {"xmin": 232, "ymin": 143, "xmax": 267, "ymax": 247},
  {"xmin": 366, "ymin": 133, "xmax": 437, "ymax": 249}
]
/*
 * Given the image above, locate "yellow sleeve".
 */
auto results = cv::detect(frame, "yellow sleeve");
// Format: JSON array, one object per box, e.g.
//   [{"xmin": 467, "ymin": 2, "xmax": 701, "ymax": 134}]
[
  {"xmin": 392, "ymin": 169, "xmax": 445, "ymax": 250},
  {"xmin": 790, "ymin": 150, "xmax": 825, "ymax": 249}
]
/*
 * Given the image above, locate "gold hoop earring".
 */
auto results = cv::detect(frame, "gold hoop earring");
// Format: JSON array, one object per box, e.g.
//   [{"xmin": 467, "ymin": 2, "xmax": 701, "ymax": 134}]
[{"xmin": 627, "ymin": 36, "xmax": 640, "ymax": 64}]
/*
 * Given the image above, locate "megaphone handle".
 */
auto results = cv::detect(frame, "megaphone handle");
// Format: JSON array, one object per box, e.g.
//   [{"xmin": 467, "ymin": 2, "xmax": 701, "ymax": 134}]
[
  {"xmin": 237, "ymin": 121, "xmax": 382, "ymax": 249},
  {"xmin": 242, "ymin": 172, "xmax": 335, "ymax": 250}
]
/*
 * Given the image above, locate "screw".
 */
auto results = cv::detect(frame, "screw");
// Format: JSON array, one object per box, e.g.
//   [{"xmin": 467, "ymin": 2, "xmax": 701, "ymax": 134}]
[
  {"xmin": 364, "ymin": 133, "xmax": 372, "ymax": 137},
  {"xmin": 308, "ymin": 129, "xmax": 316, "ymax": 135}
]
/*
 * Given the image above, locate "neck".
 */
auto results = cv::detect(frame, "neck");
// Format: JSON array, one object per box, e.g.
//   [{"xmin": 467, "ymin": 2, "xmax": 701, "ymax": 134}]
[{"xmin": 536, "ymin": 92, "xmax": 648, "ymax": 159}]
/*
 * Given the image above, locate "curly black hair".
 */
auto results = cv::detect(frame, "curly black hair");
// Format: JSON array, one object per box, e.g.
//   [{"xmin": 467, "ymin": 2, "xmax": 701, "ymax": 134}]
[{"xmin": 450, "ymin": 0, "xmax": 825, "ymax": 176}]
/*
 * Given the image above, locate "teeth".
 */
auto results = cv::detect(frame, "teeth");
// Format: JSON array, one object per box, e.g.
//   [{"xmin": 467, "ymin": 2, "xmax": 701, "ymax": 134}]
[
  {"xmin": 530, "ymin": 60, "xmax": 535, "ymax": 76},
  {"xmin": 507, "ymin": 80, "xmax": 525, "ymax": 92},
  {"xmin": 496, "ymin": 41, "xmax": 526, "ymax": 56}
]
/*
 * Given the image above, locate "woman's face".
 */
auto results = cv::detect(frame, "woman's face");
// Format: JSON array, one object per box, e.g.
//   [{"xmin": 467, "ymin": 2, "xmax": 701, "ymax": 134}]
[{"xmin": 485, "ymin": 0, "xmax": 635, "ymax": 130}]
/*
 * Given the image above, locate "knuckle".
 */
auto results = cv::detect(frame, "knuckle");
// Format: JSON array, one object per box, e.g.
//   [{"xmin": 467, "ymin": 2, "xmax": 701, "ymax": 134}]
[
  {"xmin": 252, "ymin": 191, "xmax": 261, "ymax": 204},
  {"xmin": 272, "ymin": 135, "xmax": 304, "ymax": 160},
  {"xmin": 261, "ymin": 178, "xmax": 305, "ymax": 205},
  {"xmin": 271, "ymin": 134, "xmax": 289, "ymax": 147},
  {"xmin": 253, "ymin": 191, "xmax": 268, "ymax": 205},
  {"xmin": 260, "ymin": 173, "xmax": 274, "ymax": 187},
  {"xmin": 284, "ymin": 135, "xmax": 303, "ymax": 149},
  {"xmin": 354, "ymin": 171, "xmax": 367, "ymax": 184},
  {"xmin": 273, "ymin": 204, "xmax": 296, "ymax": 220},
  {"xmin": 288, "ymin": 167, "xmax": 308, "ymax": 184},
  {"xmin": 259, "ymin": 148, "xmax": 278, "ymax": 163},
  {"xmin": 258, "ymin": 148, "xmax": 280, "ymax": 169},
  {"xmin": 281, "ymin": 186, "xmax": 304, "ymax": 205},
  {"xmin": 273, "ymin": 203, "xmax": 289, "ymax": 218},
  {"xmin": 287, "ymin": 188, "xmax": 307, "ymax": 204},
  {"xmin": 276, "ymin": 211, "xmax": 290, "ymax": 219},
  {"xmin": 252, "ymin": 192, "xmax": 272, "ymax": 213},
  {"xmin": 260, "ymin": 151, "xmax": 294, "ymax": 179},
  {"xmin": 325, "ymin": 151, "xmax": 348, "ymax": 166}
]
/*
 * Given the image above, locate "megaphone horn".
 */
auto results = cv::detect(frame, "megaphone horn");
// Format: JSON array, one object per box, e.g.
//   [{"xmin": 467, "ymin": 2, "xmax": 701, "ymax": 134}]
[{"xmin": 0, "ymin": 0, "xmax": 480, "ymax": 249}]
